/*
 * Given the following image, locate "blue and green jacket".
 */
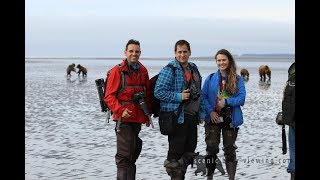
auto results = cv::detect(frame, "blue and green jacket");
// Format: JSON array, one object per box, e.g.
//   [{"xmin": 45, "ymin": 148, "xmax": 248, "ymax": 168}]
[
  {"xmin": 201, "ymin": 69, "xmax": 246, "ymax": 127},
  {"xmin": 154, "ymin": 59, "xmax": 206, "ymax": 124}
]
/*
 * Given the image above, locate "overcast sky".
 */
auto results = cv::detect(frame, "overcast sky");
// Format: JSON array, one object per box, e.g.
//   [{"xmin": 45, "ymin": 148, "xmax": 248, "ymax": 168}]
[{"xmin": 25, "ymin": 0, "xmax": 295, "ymax": 57}]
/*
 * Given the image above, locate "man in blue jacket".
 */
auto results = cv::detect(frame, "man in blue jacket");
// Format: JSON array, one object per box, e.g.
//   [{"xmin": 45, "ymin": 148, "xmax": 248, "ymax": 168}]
[{"xmin": 155, "ymin": 40, "xmax": 206, "ymax": 179}]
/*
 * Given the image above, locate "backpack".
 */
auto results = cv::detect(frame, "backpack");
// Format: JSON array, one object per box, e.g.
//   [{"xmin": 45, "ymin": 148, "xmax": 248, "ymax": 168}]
[
  {"xmin": 95, "ymin": 64, "xmax": 124, "ymax": 116},
  {"xmin": 150, "ymin": 64, "xmax": 176, "ymax": 117},
  {"xmin": 281, "ymin": 62, "xmax": 295, "ymax": 127},
  {"xmin": 209, "ymin": 72, "xmax": 215, "ymax": 80}
]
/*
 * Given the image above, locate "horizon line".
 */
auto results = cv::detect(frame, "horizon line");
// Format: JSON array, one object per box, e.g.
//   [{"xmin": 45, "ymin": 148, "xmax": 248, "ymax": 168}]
[{"xmin": 25, "ymin": 53, "xmax": 295, "ymax": 60}]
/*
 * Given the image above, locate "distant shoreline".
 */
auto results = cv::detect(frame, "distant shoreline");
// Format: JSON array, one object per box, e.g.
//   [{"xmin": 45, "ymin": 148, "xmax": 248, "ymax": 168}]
[{"xmin": 25, "ymin": 56, "xmax": 294, "ymax": 62}]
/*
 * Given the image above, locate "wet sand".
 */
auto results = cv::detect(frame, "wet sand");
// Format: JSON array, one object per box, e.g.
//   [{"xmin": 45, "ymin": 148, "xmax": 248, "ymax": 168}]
[{"xmin": 25, "ymin": 58, "xmax": 294, "ymax": 179}]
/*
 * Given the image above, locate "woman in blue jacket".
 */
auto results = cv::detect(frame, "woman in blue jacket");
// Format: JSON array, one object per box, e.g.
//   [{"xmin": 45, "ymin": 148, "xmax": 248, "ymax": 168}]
[{"xmin": 201, "ymin": 49, "xmax": 246, "ymax": 180}]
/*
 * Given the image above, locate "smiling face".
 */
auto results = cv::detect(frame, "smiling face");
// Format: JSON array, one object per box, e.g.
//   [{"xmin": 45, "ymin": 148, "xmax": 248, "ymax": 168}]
[
  {"xmin": 216, "ymin": 54, "xmax": 230, "ymax": 74},
  {"xmin": 124, "ymin": 44, "xmax": 141, "ymax": 64}
]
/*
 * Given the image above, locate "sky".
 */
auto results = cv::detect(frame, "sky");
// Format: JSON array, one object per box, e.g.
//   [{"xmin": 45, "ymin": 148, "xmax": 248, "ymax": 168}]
[{"xmin": 25, "ymin": 0, "xmax": 295, "ymax": 57}]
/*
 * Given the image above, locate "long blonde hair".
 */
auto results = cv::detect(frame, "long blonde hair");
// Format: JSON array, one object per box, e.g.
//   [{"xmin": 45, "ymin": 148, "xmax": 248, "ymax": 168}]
[{"xmin": 215, "ymin": 49, "xmax": 238, "ymax": 94}]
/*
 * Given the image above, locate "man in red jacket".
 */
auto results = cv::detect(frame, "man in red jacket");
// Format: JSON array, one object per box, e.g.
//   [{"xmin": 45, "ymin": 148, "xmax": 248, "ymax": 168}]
[{"xmin": 104, "ymin": 39, "xmax": 152, "ymax": 179}]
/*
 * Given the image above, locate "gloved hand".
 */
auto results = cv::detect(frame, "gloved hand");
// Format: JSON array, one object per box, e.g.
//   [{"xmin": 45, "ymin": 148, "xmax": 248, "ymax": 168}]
[{"xmin": 218, "ymin": 99, "xmax": 226, "ymax": 109}]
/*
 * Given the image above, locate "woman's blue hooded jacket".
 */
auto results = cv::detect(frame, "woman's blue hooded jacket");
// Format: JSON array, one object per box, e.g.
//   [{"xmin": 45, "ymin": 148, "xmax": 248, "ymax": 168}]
[{"xmin": 201, "ymin": 69, "xmax": 246, "ymax": 128}]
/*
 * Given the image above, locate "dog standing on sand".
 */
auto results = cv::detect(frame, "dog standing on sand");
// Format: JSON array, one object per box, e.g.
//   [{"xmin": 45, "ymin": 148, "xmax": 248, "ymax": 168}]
[
  {"xmin": 76, "ymin": 64, "xmax": 87, "ymax": 78},
  {"xmin": 66, "ymin": 63, "xmax": 76, "ymax": 78}
]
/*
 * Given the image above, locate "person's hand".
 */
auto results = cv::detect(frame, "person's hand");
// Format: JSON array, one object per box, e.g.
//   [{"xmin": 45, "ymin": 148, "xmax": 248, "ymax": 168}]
[
  {"xmin": 210, "ymin": 111, "xmax": 219, "ymax": 124},
  {"xmin": 218, "ymin": 99, "xmax": 226, "ymax": 109},
  {"xmin": 121, "ymin": 108, "xmax": 132, "ymax": 118},
  {"xmin": 182, "ymin": 89, "xmax": 190, "ymax": 100}
]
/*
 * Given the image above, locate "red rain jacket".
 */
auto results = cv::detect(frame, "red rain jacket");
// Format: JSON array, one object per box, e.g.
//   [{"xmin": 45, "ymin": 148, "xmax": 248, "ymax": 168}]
[{"xmin": 104, "ymin": 59, "xmax": 152, "ymax": 124}]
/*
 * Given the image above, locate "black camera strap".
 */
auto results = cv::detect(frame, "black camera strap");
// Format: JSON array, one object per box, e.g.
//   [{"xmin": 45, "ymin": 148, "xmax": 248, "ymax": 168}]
[
  {"xmin": 281, "ymin": 124, "xmax": 287, "ymax": 154},
  {"xmin": 182, "ymin": 64, "xmax": 197, "ymax": 89}
]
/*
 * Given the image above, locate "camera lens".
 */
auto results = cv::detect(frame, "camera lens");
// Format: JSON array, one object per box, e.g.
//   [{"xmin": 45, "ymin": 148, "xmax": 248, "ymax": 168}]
[
  {"xmin": 139, "ymin": 99, "xmax": 150, "ymax": 115},
  {"xmin": 221, "ymin": 106, "xmax": 232, "ymax": 124},
  {"xmin": 132, "ymin": 92, "xmax": 150, "ymax": 115},
  {"xmin": 190, "ymin": 92, "xmax": 200, "ymax": 100}
]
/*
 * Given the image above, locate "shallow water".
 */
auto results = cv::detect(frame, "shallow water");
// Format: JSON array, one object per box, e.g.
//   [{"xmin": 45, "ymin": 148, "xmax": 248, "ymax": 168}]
[{"xmin": 25, "ymin": 58, "xmax": 294, "ymax": 180}]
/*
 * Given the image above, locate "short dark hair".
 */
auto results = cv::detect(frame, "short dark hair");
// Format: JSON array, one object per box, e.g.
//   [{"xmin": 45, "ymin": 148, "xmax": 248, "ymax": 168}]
[
  {"xmin": 126, "ymin": 39, "xmax": 140, "ymax": 50},
  {"xmin": 174, "ymin": 40, "xmax": 191, "ymax": 52}
]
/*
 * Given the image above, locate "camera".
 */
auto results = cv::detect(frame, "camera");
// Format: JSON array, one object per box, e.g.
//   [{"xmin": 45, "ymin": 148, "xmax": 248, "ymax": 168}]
[
  {"xmin": 189, "ymin": 83, "xmax": 200, "ymax": 101},
  {"xmin": 276, "ymin": 112, "xmax": 283, "ymax": 125},
  {"xmin": 222, "ymin": 106, "xmax": 232, "ymax": 124},
  {"xmin": 132, "ymin": 92, "xmax": 150, "ymax": 116}
]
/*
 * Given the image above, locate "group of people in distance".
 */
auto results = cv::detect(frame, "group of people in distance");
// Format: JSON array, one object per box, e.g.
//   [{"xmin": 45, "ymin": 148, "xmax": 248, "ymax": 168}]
[{"xmin": 103, "ymin": 39, "xmax": 295, "ymax": 180}]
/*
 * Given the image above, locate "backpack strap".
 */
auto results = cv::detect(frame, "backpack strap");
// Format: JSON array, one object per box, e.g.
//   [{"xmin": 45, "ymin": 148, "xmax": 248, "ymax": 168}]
[
  {"xmin": 117, "ymin": 64, "xmax": 126, "ymax": 91},
  {"xmin": 188, "ymin": 63, "xmax": 203, "ymax": 87},
  {"xmin": 166, "ymin": 64, "xmax": 176, "ymax": 74},
  {"xmin": 118, "ymin": 64, "xmax": 145, "ymax": 92},
  {"xmin": 166, "ymin": 63, "xmax": 185, "ymax": 116},
  {"xmin": 190, "ymin": 63, "xmax": 200, "ymax": 77},
  {"xmin": 166, "ymin": 64, "xmax": 177, "ymax": 84},
  {"xmin": 209, "ymin": 72, "xmax": 215, "ymax": 80}
]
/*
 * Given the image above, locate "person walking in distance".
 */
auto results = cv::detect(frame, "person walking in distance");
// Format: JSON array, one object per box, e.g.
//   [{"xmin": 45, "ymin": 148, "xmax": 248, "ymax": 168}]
[
  {"xmin": 201, "ymin": 49, "xmax": 246, "ymax": 180},
  {"xmin": 104, "ymin": 39, "xmax": 152, "ymax": 180}
]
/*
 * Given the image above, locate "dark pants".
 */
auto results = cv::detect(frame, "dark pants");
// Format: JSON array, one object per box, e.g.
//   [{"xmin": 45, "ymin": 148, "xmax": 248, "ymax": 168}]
[
  {"xmin": 165, "ymin": 114, "xmax": 198, "ymax": 179},
  {"xmin": 167, "ymin": 114, "xmax": 198, "ymax": 160},
  {"xmin": 204, "ymin": 124, "xmax": 238, "ymax": 161},
  {"xmin": 115, "ymin": 122, "xmax": 142, "ymax": 180},
  {"xmin": 204, "ymin": 124, "xmax": 238, "ymax": 179}
]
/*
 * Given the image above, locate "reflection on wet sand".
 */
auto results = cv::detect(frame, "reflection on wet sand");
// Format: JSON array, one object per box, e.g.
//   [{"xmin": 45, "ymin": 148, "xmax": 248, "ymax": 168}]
[{"xmin": 259, "ymin": 79, "xmax": 271, "ymax": 90}]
